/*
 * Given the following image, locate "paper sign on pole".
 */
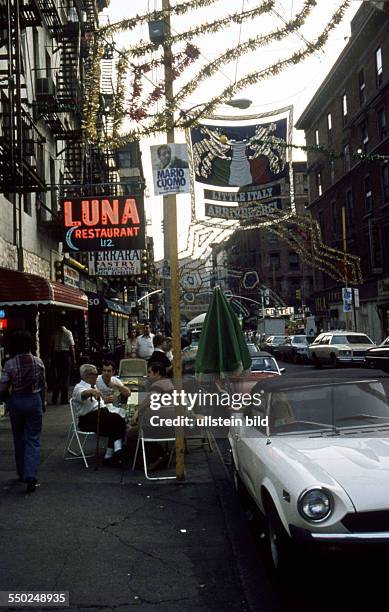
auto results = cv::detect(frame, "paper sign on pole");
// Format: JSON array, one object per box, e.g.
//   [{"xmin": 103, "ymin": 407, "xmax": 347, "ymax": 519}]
[
  {"xmin": 150, "ymin": 143, "xmax": 190, "ymax": 196},
  {"xmin": 354, "ymin": 288, "xmax": 360, "ymax": 308}
]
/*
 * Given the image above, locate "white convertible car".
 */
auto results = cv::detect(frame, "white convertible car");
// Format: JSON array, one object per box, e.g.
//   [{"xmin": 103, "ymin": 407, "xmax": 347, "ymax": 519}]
[{"xmin": 229, "ymin": 376, "xmax": 389, "ymax": 571}]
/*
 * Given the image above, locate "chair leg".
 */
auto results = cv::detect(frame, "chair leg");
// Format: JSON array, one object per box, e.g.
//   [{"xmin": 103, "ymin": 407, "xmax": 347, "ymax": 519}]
[
  {"xmin": 73, "ymin": 430, "xmax": 89, "ymax": 468},
  {"xmin": 132, "ymin": 435, "xmax": 140, "ymax": 471}
]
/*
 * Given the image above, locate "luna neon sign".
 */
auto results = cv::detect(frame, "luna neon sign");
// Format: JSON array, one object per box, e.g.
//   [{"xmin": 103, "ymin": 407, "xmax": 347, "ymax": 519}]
[{"xmin": 62, "ymin": 196, "xmax": 145, "ymax": 252}]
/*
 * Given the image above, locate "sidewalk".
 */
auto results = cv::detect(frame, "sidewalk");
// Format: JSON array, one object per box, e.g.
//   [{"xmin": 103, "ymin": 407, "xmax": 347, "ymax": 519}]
[{"xmin": 0, "ymin": 405, "xmax": 250, "ymax": 612}]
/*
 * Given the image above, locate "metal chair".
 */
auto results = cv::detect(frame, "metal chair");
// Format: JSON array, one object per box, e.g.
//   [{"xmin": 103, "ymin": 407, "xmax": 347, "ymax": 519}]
[{"xmin": 63, "ymin": 399, "xmax": 96, "ymax": 468}]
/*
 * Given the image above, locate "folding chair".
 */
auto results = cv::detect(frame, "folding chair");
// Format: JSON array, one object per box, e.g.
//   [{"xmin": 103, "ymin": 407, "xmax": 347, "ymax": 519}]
[
  {"xmin": 132, "ymin": 416, "xmax": 176, "ymax": 481},
  {"xmin": 63, "ymin": 399, "xmax": 97, "ymax": 468}
]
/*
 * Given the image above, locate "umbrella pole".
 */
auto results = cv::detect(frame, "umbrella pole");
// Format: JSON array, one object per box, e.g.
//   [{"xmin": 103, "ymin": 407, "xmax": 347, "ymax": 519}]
[{"xmin": 94, "ymin": 397, "xmax": 101, "ymax": 470}]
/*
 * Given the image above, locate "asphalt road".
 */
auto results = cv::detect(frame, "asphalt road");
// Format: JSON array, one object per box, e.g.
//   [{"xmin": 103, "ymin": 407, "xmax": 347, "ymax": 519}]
[{"xmin": 216, "ymin": 359, "xmax": 389, "ymax": 612}]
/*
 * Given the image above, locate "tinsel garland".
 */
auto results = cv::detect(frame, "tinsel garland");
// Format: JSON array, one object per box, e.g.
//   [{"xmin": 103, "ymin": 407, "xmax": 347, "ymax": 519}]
[
  {"xmin": 111, "ymin": 54, "xmax": 129, "ymax": 145},
  {"xmin": 128, "ymin": 0, "xmax": 276, "ymax": 59},
  {"xmin": 114, "ymin": 0, "xmax": 327, "ymax": 144},
  {"xmin": 97, "ymin": 0, "xmax": 222, "ymax": 36},
  {"xmin": 176, "ymin": 0, "xmax": 348, "ymax": 126},
  {"xmin": 128, "ymin": 44, "xmax": 200, "ymax": 122},
  {"xmin": 182, "ymin": 211, "xmax": 362, "ymax": 288},
  {"xmin": 243, "ymin": 135, "xmax": 389, "ymax": 163},
  {"xmin": 81, "ymin": 40, "xmax": 104, "ymax": 143}
]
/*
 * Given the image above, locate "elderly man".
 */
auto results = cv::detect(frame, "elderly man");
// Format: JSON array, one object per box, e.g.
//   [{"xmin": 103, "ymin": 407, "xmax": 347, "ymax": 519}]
[
  {"xmin": 136, "ymin": 323, "xmax": 154, "ymax": 359},
  {"xmin": 72, "ymin": 364, "xmax": 126, "ymax": 465}
]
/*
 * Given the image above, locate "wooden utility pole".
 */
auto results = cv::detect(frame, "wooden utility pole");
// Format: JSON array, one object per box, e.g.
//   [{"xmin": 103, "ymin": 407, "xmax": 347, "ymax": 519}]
[{"xmin": 162, "ymin": 0, "xmax": 185, "ymax": 480}]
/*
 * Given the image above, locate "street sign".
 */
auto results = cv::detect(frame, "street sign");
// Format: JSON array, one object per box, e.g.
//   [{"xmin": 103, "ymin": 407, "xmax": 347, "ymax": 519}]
[
  {"xmin": 342, "ymin": 287, "xmax": 352, "ymax": 302},
  {"xmin": 354, "ymin": 288, "xmax": 360, "ymax": 308}
]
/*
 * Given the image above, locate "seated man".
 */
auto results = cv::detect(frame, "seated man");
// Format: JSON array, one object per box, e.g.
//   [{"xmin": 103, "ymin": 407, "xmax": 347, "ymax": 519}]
[
  {"xmin": 127, "ymin": 362, "xmax": 174, "ymax": 470},
  {"xmin": 72, "ymin": 363, "xmax": 126, "ymax": 466},
  {"xmin": 96, "ymin": 360, "xmax": 131, "ymax": 419}
]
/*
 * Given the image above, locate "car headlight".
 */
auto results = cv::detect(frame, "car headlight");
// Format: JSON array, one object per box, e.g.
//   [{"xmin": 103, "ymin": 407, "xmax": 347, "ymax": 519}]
[
  {"xmin": 298, "ymin": 488, "xmax": 333, "ymax": 522},
  {"xmin": 338, "ymin": 350, "xmax": 351, "ymax": 355}
]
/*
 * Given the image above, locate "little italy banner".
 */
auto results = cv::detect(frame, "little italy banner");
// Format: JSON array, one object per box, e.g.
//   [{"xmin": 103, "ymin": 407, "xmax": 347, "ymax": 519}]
[{"xmin": 150, "ymin": 143, "xmax": 190, "ymax": 196}]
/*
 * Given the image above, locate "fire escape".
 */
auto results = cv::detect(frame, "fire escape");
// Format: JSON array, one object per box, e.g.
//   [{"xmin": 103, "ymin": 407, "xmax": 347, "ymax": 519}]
[{"xmin": 0, "ymin": 0, "xmax": 46, "ymax": 194}]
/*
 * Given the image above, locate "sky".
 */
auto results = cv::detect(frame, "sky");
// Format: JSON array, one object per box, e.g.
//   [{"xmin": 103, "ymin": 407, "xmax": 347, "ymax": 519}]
[{"xmin": 102, "ymin": 0, "xmax": 363, "ymax": 261}]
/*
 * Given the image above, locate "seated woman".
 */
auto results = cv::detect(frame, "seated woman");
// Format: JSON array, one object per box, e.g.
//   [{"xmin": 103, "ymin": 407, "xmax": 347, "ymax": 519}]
[{"xmin": 72, "ymin": 363, "xmax": 126, "ymax": 466}]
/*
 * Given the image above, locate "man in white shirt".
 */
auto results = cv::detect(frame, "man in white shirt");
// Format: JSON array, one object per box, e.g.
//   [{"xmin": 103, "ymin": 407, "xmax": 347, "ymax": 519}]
[
  {"xmin": 96, "ymin": 360, "xmax": 130, "ymax": 420},
  {"xmin": 136, "ymin": 323, "xmax": 154, "ymax": 359},
  {"xmin": 51, "ymin": 320, "xmax": 76, "ymax": 405},
  {"xmin": 72, "ymin": 363, "xmax": 126, "ymax": 465}
]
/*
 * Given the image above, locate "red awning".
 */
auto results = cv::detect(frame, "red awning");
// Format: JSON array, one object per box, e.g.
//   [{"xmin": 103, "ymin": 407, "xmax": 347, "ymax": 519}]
[{"xmin": 0, "ymin": 267, "xmax": 88, "ymax": 310}]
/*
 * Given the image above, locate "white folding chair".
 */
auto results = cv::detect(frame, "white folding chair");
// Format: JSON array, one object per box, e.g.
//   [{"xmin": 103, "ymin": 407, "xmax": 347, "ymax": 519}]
[
  {"xmin": 63, "ymin": 399, "xmax": 96, "ymax": 468},
  {"xmin": 132, "ymin": 416, "xmax": 176, "ymax": 481}
]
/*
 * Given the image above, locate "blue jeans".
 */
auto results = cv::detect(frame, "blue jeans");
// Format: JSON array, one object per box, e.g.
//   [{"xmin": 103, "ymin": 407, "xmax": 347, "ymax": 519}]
[{"xmin": 8, "ymin": 394, "xmax": 43, "ymax": 480}]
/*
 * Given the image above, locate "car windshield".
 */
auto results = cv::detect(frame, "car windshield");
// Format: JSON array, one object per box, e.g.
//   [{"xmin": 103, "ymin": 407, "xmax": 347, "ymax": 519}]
[
  {"xmin": 331, "ymin": 335, "xmax": 373, "ymax": 345},
  {"xmin": 251, "ymin": 357, "xmax": 278, "ymax": 372},
  {"xmin": 268, "ymin": 380, "xmax": 389, "ymax": 436},
  {"xmin": 272, "ymin": 336, "xmax": 286, "ymax": 342},
  {"xmin": 293, "ymin": 337, "xmax": 308, "ymax": 344},
  {"xmin": 247, "ymin": 343, "xmax": 259, "ymax": 355}
]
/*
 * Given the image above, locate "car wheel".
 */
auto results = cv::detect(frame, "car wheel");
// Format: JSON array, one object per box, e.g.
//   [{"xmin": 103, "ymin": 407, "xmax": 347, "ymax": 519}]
[
  {"xmin": 312, "ymin": 353, "xmax": 322, "ymax": 369},
  {"xmin": 264, "ymin": 499, "xmax": 292, "ymax": 574},
  {"xmin": 330, "ymin": 353, "xmax": 339, "ymax": 368}
]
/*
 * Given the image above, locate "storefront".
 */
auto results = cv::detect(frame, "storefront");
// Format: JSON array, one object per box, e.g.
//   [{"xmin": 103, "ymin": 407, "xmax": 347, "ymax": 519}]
[
  {"xmin": 0, "ymin": 267, "xmax": 88, "ymax": 370},
  {"xmin": 86, "ymin": 292, "xmax": 129, "ymax": 350}
]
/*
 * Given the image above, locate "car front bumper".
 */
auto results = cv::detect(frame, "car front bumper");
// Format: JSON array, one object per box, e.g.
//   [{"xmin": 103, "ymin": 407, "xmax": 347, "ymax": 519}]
[{"xmin": 289, "ymin": 525, "xmax": 389, "ymax": 544}]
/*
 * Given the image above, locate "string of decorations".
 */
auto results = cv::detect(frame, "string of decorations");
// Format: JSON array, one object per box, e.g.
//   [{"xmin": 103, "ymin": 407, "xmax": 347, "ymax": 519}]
[
  {"xmin": 243, "ymin": 135, "xmax": 389, "ymax": 163},
  {"xmin": 111, "ymin": 54, "xmax": 129, "ymax": 145},
  {"xmin": 180, "ymin": 210, "xmax": 362, "ymax": 290},
  {"xmin": 81, "ymin": 39, "xmax": 104, "ymax": 143},
  {"xmin": 114, "ymin": 1, "xmax": 349, "ymax": 145},
  {"xmin": 128, "ymin": 44, "xmax": 200, "ymax": 123},
  {"xmin": 127, "ymin": 0, "xmax": 276, "ymax": 59},
  {"xmin": 97, "ymin": 0, "xmax": 223, "ymax": 36}
]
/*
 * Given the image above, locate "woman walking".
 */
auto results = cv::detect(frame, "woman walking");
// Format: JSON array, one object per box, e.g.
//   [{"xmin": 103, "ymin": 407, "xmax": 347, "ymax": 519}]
[{"xmin": 0, "ymin": 330, "xmax": 46, "ymax": 493}]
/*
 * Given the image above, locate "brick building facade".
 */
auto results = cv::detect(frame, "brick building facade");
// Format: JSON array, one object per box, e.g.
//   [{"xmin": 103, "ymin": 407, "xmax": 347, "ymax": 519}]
[{"xmin": 296, "ymin": 3, "xmax": 389, "ymax": 342}]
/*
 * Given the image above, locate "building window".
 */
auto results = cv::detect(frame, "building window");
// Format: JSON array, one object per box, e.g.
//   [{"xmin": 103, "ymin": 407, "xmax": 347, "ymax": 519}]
[
  {"xmin": 331, "ymin": 201, "xmax": 337, "ymax": 233},
  {"xmin": 23, "ymin": 193, "xmax": 32, "ymax": 215},
  {"xmin": 361, "ymin": 122, "xmax": 369, "ymax": 153},
  {"xmin": 317, "ymin": 171, "xmax": 322, "ymax": 196},
  {"xmin": 303, "ymin": 174, "xmax": 308, "ymax": 193},
  {"xmin": 342, "ymin": 93, "xmax": 348, "ymax": 126},
  {"xmin": 288, "ymin": 252, "xmax": 300, "ymax": 270},
  {"xmin": 376, "ymin": 47, "xmax": 383, "ymax": 87},
  {"xmin": 377, "ymin": 107, "xmax": 387, "ymax": 141},
  {"xmin": 330, "ymin": 159, "xmax": 336, "ymax": 185},
  {"xmin": 315, "ymin": 129, "xmax": 319, "ymax": 146},
  {"xmin": 346, "ymin": 190, "xmax": 354, "ymax": 226},
  {"xmin": 50, "ymin": 157, "xmax": 56, "ymax": 212},
  {"xmin": 364, "ymin": 175, "xmax": 373, "ymax": 212},
  {"xmin": 382, "ymin": 165, "xmax": 389, "ymax": 203},
  {"xmin": 327, "ymin": 113, "xmax": 332, "ymax": 142},
  {"xmin": 269, "ymin": 253, "xmax": 280, "ymax": 271},
  {"xmin": 369, "ymin": 219, "xmax": 383, "ymax": 272},
  {"xmin": 358, "ymin": 69, "xmax": 366, "ymax": 106},
  {"xmin": 343, "ymin": 143, "xmax": 351, "ymax": 172}
]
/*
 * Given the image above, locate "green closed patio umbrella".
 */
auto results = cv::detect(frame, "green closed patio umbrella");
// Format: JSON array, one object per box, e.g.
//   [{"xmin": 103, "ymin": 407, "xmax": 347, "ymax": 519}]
[{"xmin": 195, "ymin": 288, "xmax": 251, "ymax": 380}]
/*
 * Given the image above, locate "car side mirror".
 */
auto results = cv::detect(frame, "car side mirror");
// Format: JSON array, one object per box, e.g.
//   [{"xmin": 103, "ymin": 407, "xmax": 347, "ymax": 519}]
[{"xmin": 280, "ymin": 368, "xmax": 286, "ymax": 373}]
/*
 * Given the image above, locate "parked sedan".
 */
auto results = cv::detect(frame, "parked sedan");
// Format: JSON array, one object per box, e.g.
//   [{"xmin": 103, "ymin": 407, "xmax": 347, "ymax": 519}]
[
  {"xmin": 262, "ymin": 335, "xmax": 288, "ymax": 355},
  {"xmin": 365, "ymin": 336, "xmax": 389, "ymax": 372},
  {"xmin": 277, "ymin": 335, "xmax": 313, "ymax": 362},
  {"xmin": 229, "ymin": 376, "xmax": 389, "ymax": 572},
  {"xmin": 308, "ymin": 331, "xmax": 375, "ymax": 368},
  {"xmin": 246, "ymin": 342, "xmax": 261, "ymax": 356}
]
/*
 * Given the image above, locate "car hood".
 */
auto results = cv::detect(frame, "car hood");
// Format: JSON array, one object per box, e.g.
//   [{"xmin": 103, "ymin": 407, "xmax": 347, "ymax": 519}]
[{"xmin": 279, "ymin": 437, "xmax": 389, "ymax": 511}]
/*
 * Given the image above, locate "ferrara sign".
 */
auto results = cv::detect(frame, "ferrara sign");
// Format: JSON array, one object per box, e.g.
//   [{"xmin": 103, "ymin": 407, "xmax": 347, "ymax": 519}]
[{"xmin": 62, "ymin": 196, "xmax": 145, "ymax": 252}]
